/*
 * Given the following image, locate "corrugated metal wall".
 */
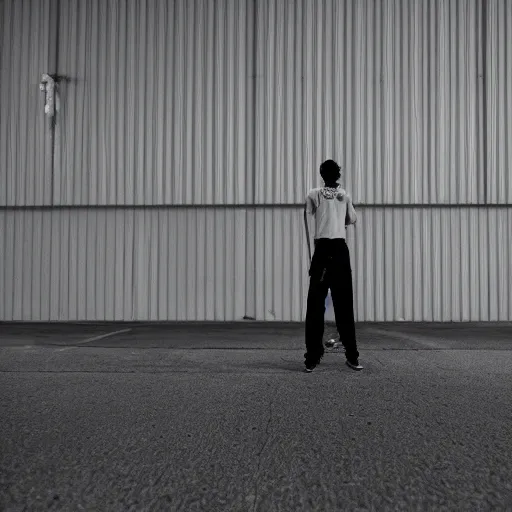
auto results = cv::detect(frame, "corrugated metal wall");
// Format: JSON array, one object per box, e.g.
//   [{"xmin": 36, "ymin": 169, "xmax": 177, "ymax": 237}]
[
  {"xmin": 0, "ymin": 0, "xmax": 53, "ymax": 206},
  {"xmin": 0, "ymin": 208, "xmax": 248, "ymax": 321},
  {"xmin": 1, "ymin": 207, "xmax": 511, "ymax": 321},
  {"xmin": 54, "ymin": 0, "xmax": 255, "ymax": 205},
  {"xmin": 1, "ymin": 0, "xmax": 511, "ymax": 322},
  {"xmin": 254, "ymin": 0, "xmax": 481, "ymax": 204},
  {"xmin": 2, "ymin": 0, "xmax": 488, "ymax": 207},
  {"xmin": 486, "ymin": 0, "xmax": 512, "ymax": 204}
]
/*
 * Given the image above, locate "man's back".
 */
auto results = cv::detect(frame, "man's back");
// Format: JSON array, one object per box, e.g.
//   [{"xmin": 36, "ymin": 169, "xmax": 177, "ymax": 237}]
[{"xmin": 305, "ymin": 186, "xmax": 357, "ymax": 240}]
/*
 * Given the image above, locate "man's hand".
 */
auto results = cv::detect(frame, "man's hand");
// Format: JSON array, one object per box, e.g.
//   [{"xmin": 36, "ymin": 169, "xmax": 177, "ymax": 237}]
[
  {"xmin": 337, "ymin": 191, "xmax": 353, "ymax": 203},
  {"xmin": 345, "ymin": 193, "xmax": 357, "ymax": 225}
]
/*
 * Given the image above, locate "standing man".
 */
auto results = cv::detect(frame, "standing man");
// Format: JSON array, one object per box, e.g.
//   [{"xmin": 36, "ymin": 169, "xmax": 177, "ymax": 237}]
[{"xmin": 303, "ymin": 160, "xmax": 362, "ymax": 372}]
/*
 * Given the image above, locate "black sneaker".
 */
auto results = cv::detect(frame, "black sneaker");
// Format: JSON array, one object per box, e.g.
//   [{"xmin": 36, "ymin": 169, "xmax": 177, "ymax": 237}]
[
  {"xmin": 304, "ymin": 350, "xmax": 323, "ymax": 365},
  {"xmin": 346, "ymin": 359, "xmax": 363, "ymax": 371},
  {"xmin": 304, "ymin": 352, "xmax": 319, "ymax": 372},
  {"xmin": 304, "ymin": 363, "xmax": 315, "ymax": 373}
]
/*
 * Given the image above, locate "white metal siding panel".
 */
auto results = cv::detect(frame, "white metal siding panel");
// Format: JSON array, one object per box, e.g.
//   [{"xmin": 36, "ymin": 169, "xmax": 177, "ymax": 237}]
[
  {"xmin": 0, "ymin": 208, "xmax": 248, "ymax": 321},
  {"xmin": 1, "ymin": 0, "xmax": 497, "ymax": 209},
  {"xmin": 254, "ymin": 0, "xmax": 480, "ymax": 205},
  {"xmin": 251, "ymin": 207, "xmax": 310, "ymax": 321},
  {"xmin": 351, "ymin": 207, "xmax": 501, "ymax": 321},
  {"xmin": 486, "ymin": 0, "xmax": 512, "ymax": 203},
  {"xmin": 1, "ymin": 207, "xmax": 511, "ymax": 322},
  {"xmin": 0, "ymin": 0, "xmax": 52, "ymax": 206},
  {"xmin": 54, "ymin": 0, "xmax": 254, "ymax": 206}
]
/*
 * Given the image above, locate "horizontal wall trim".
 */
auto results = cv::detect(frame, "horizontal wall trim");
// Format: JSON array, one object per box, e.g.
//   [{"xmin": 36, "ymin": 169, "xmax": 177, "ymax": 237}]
[
  {"xmin": 1, "ymin": 204, "xmax": 512, "ymax": 211},
  {"xmin": 2, "ymin": 321, "xmax": 512, "ymax": 326}
]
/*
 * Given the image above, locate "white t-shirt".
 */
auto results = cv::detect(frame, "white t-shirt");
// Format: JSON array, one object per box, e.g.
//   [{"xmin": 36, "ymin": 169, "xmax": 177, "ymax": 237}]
[{"xmin": 305, "ymin": 186, "xmax": 357, "ymax": 240}]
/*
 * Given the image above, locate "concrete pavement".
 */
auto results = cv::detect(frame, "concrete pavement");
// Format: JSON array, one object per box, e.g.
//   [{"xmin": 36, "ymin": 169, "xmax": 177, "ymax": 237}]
[{"xmin": 1, "ymin": 322, "xmax": 511, "ymax": 511}]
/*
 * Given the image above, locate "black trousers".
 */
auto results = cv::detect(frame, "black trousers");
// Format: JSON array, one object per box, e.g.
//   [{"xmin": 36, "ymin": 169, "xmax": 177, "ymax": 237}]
[{"xmin": 305, "ymin": 238, "xmax": 359, "ymax": 363}]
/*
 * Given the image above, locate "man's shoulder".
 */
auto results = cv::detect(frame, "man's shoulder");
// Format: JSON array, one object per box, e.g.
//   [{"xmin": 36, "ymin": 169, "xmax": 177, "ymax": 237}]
[{"xmin": 306, "ymin": 187, "xmax": 322, "ymax": 198}]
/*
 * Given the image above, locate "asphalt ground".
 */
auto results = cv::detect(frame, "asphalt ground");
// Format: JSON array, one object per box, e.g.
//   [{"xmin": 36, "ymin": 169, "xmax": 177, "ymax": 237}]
[{"xmin": 1, "ymin": 322, "xmax": 511, "ymax": 511}]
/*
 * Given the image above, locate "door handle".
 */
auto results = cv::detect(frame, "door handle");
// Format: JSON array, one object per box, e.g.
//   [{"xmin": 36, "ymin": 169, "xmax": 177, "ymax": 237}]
[{"xmin": 39, "ymin": 73, "xmax": 58, "ymax": 117}]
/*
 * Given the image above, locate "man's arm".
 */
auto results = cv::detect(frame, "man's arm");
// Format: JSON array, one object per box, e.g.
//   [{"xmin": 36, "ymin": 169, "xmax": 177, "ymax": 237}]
[
  {"xmin": 344, "ymin": 193, "xmax": 357, "ymax": 226},
  {"xmin": 304, "ymin": 202, "xmax": 312, "ymax": 262}
]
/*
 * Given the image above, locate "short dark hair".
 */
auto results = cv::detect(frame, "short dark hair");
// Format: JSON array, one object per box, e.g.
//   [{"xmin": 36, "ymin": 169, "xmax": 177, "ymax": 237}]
[{"xmin": 319, "ymin": 160, "xmax": 341, "ymax": 183}]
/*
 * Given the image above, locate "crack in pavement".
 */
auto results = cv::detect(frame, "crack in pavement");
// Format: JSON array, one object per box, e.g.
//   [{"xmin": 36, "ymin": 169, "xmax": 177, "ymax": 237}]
[
  {"xmin": 393, "ymin": 378, "xmax": 422, "ymax": 408},
  {"xmin": 152, "ymin": 463, "xmax": 169, "ymax": 488},
  {"xmin": 252, "ymin": 382, "xmax": 275, "ymax": 512},
  {"xmin": 373, "ymin": 355, "xmax": 385, "ymax": 366}
]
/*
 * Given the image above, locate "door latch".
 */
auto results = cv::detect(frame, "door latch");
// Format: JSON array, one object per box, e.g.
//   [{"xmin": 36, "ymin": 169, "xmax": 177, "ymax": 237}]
[{"xmin": 39, "ymin": 73, "xmax": 59, "ymax": 118}]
